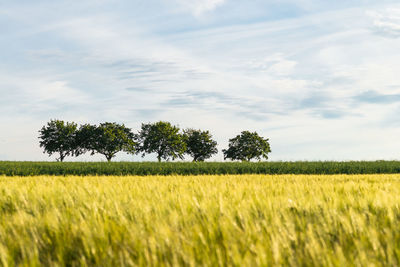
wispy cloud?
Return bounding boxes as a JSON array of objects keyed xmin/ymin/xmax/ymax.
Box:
[
  {"xmin": 354, "ymin": 90, "xmax": 400, "ymax": 104},
  {"xmin": 173, "ymin": 0, "xmax": 226, "ymax": 16},
  {"xmin": 2, "ymin": 0, "xmax": 400, "ymax": 161},
  {"xmin": 368, "ymin": 7, "xmax": 400, "ymax": 38}
]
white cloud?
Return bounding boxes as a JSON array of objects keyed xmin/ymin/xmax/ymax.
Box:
[
  {"xmin": 245, "ymin": 54, "xmax": 298, "ymax": 76},
  {"xmin": 174, "ymin": 0, "xmax": 226, "ymax": 16},
  {"xmin": 368, "ymin": 8, "xmax": 400, "ymax": 37},
  {"xmin": 2, "ymin": 1, "xmax": 400, "ymax": 161}
]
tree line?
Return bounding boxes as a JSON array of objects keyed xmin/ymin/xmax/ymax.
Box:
[{"xmin": 38, "ymin": 120, "xmax": 271, "ymax": 162}]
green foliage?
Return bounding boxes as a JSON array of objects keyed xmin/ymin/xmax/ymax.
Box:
[
  {"xmin": 1, "ymin": 174, "xmax": 400, "ymax": 265},
  {"xmin": 79, "ymin": 122, "xmax": 137, "ymax": 162},
  {"xmin": 223, "ymin": 131, "xmax": 271, "ymax": 161},
  {"xmin": 2, "ymin": 161, "xmax": 400, "ymax": 176},
  {"xmin": 38, "ymin": 119, "xmax": 80, "ymax": 162},
  {"xmin": 183, "ymin": 129, "xmax": 218, "ymax": 161},
  {"xmin": 138, "ymin": 121, "xmax": 186, "ymax": 162}
]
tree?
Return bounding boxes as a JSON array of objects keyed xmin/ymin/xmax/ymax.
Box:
[
  {"xmin": 38, "ymin": 119, "xmax": 81, "ymax": 162},
  {"xmin": 137, "ymin": 121, "xmax": 186, "ymax": 162},
  {"xmin": 183, "ymin": 129, "xmax": 218, "ymax": 162},
  {"xmin": 223, "ymin": 131, "xmax": 271, "ymax": 161},
  {"xmin": 79, "ymin": 122, "xmax": 137, "ymax": 162}
]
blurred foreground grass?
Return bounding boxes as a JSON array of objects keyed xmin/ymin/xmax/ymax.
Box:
[{"xmin": 1, "ymin": 174, "xmax": 400, "ymax": 266}]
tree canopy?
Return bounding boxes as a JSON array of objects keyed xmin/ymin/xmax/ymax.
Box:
[
  {"xmin": 137, "ymin": 121, "xmax": 186, "ymax": 162},
  {"xmin": 184, "ymin": 129, "xmax": 218, "ymax": 162},
  {"xmin": 223, "ymin": 131, "xmax": 271, "ymax": 161},
  {"xmin": 79, "ymin": 122, "xmax": 137, "ymax": 162},
  {"xmin": 38, "ymin": 120, "xmax": 271, "ymax": 162},
  {"xmin": 38, "ymin": 119, "xmax": 81, "ymax": 162}
]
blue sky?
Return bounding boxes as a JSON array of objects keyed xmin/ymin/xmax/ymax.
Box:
[{"xmin": 1, "ymin": 0, "xmax": 400, "ymax": 161}]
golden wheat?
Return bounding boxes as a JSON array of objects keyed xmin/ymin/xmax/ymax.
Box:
[{"xmin": 1, "ymin": 174, "xmax": 400, "ymax": 266}]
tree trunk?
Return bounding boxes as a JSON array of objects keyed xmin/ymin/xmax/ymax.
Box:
[{"xmin": 106, "ymin": 154, "xmax": 113, "ymax": 162}]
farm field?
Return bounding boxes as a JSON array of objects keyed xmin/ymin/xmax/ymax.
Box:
[
  {"xmin": 2, "ymin": 161, "xmax": 400, "ymax": 176},
  {"xmin": 1, "ymin": 174, "xmax": 400, "ymax": 266}
]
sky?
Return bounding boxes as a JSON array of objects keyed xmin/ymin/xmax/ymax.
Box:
[{"xmin": 1, "ymin": 0, "xmax": 400, "ymax": 161}]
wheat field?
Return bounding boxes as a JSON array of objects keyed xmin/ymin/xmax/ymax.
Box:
[{"xmin": 1, "ymin": 174, "xmax": 400, "ymax": 266}]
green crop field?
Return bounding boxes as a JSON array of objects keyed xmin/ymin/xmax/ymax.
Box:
[
  {"xmin": 2, "ymin": 161, "xmax": 400, "ymax": 176},
  {"xmin": 1, "ymin": 174, "xmax": 400, "ymax": 266}
]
